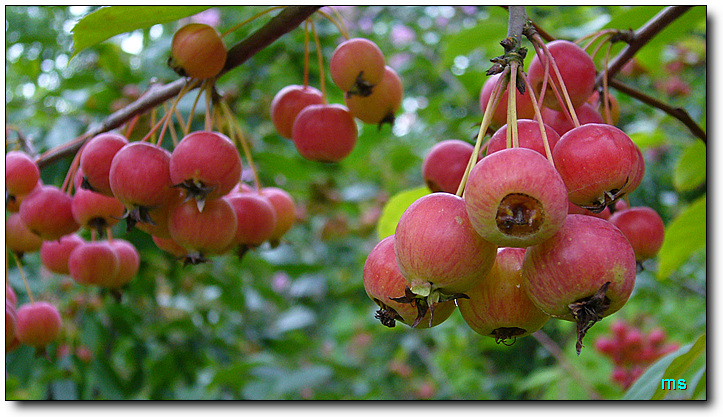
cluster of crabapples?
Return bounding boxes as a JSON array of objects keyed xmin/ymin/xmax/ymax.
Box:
[
  {"xmin": 5, "ymin": 23, "xmax": 300, "ymax": 353},
  {"xmin": 594, "ymin": 320, "xmax": 679, "ymax": 389},
  {"xmin": 270, "ymin": 37, "xmax": 403, "ymax": 162},
  {"xmin": 363, "ymin": 39, "xmax": 666, "ymax": 353}
]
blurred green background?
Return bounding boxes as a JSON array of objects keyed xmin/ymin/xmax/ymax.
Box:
[{"xmin": 5, "ymin": 6, "xmax": 706, "ymax": 400}]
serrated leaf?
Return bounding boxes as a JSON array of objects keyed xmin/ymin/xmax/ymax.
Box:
[
  {"xmin": 674, "ymin": 140, "xmax": 706, "ymax": 192},
  {"xmin": 623, "ymin": 332, "xmax": 705, "ymax": 400},
  {"xmin": 656, "ymin": 194, "xmax": 706, "ymax": 279},
  {"xmin": 71, "ymin": 6, "xmax": 212, "ymax": 58},
  {"xmin": 376, "ymin": 186, "xmax": 431, "ymax": 240}
]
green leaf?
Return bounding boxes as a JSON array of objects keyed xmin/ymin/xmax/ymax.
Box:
[
  {"xmin": 651, "ymin": 332, "xmax": 706, "ymax": 399},
  {"xmin": 376, "ymin": 186, "xmax": 430, "ymax": 240},
  {"xmin": 71, "ymin": 6, "xmax": 212, "ymax": 57},
  {"xmin": 656, "ymin": 194, "xmax": 706, "ymax": 279},
  {"xmin": 673, "ymin": 140, "xmax": 707, "ymax": 192},
  {"xmin": 624, "ymin": 332, "xmax": 706, "ymax": 400}
]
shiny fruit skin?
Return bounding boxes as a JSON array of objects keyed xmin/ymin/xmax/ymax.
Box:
[
  {"xmin": 79, "ymin": 132, "xmax": 128, "ymax": 196},
  {"xmin": 169, "ymin": 131, "xmax": 242, "ymax": 200},
  {"xmin": 608, "ymin": 206, "xmax": 665, "ymax": 262},
  {"xmin": 329, "ymin": 38, "xmax": 386, "ymax": 93},
  {"xmin": 540, "ymin": 103, "xmax": 604, "ymax": 136},
  {"xmin": 15, "ymin": 302, "xmax": 62, "ymax": 347},
  {"xmin": 168, "ymin": 198, "xmax": 238, "ymax": 255},
  {"xmin": 522, "ymin": 214, "xmax": 637, "ymax": 320},
  {"xmin": 224, "ymin": 193, "xmax": 277, "ymax": 247},
  {"xmin": 464, "ymin": 148, "xmax": 568, "ymax": 248},
  {"xmin": 457, "ymin": 248, "xmax": 550, "ymax": 341},
  {"xmin": 19, "ymin": 185, "xmax": 80, "ymax": 241},
  {"xmin": 345, "ymin": 66, "xmax": 403, "ymax": 125},
  {"xmin": 270, "ymin": 85, "xmax": 325, "ymax": 139},
  {"xmin": 394, "ymin": 193, "xmax": 497, "ymax": 294},
  {"xmin": 486, "ymin": 119, "xmax": 561, "ymax": 157},
  {"xmin": 6, "ymin": 150, "xmax": 40, "ymax": 197},
  {"xmin": 363, "ymin": 235, "xmax": 456, "ymax": 328},
  {"xmin": 528, "ymin": 40, "xmax": 597, "ymax": 112},
  {"xmin": 109, "ymin": 142, "xmax": 176, "ymax": 209},
  {"xmin": 170, "ymin": 23, "xmax": 227, "ymax": 80},
  {"xmin": 292, "ymin": 104, "xmax": 358, "ymax": 163},
  {"xmin": 68, "ymin": 241, "xmax": 120, "ymax": 287},
  {"xmin": 422, "ymin": 139, "xmax": 475, "ymax": 194}
]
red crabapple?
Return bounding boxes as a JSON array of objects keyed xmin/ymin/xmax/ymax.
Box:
[
  {"xmin": 168, "ymin": 198, "xmax": 238, "ymax": 263},
  {"xmin": 79, "ymin": 132, "xmax": 128, "ymax": 196},
  {"xmin": 224, "ymin": 192, "xmax": 277, "ymax": 248},
  {"xmin": 6, "ymin": 212, "xmax": 44, "ymax": 256},
  {"xmin": 15, "ymin": 301, "xmax": 62, "ymax": 347},
  {"xmin": 169, "ymin": 23, "xmax": 227, "ymax": 80},
  {"xmin": 464, "ymin": 148, "xmax": 568, "ymax": 248},
  {"xmin": 485, "ymin": 119, "xmax": 561, "ymax": 157},
  {"xmin": 528, "ymin": 40, "xmax": 597, "ymax": 112},
  {"xmin": 292, "ymin": 104, "xmax": 358, "ymax": 163},
  {"xmin": 344, "ymin": 66, "xmax": 403, "ymax": 126},
  {"xmin": 422, "ymin": 139, "xmax": 475, "ymax": 194},
  {"xmin": 40, "ymin": 233, "xmax": 85, "ymax": 275},
  {"xmin": 19, "ymin": 185, "xmax": 80, "ymax": 241},
  {"xmin": 169, "ymin": 131, "xmax": 242, "ymax": 204},
  {"xmin": 608, "ymin": 206, "xmax": 665, "ymax": 262},
  {"xmin": 363, "ymin": 235, "xmax": 456, "ymax": 328},
  {"xmin": 106, "ymin": 239, "xmax": 140, "ymax": 288},
  {"xmin": 329, "ymin": 37, "xmax": 386, "ymax": 95},
  {"xmin": 394, "ymin": 193, "xmax": 497, "ymax": 295},
  {"xmin": 71, "ymin": 188, "xmax": 125, "ymax": 234},
  {"xmin": 68, "ymin": 241, "xmax": 120, "ymax": 287},
  {"xmin": 5, "ymin": 150, "xmax": 40, "ymax": 197},
  {"xmin": 457, "ymin": 248, "xmax": 549, "ymax": 344},
  {"xmin": 522, "ymin": 214, "xmax": 637, "ymax": 354},
  {"xmin": 270, "ymin": 85, "xmax": 325, "ymax": 139},
  {"xmin": 259, "ymin": 187, "xmax": 296, "ymax": 245},
  {"xmin": 479, "ymin": 72, "xmax": 535, "ymax": 130},
  {"xmin": 552, "ymin": 124, "xmax": 641, "ymax": 212},
  {"xmin": 540, "ymin": 102, "xmax": 604, "ymax": 136}
]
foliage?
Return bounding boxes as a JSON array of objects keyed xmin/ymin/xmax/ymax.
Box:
[{"xmin": 5, "ymin": 5, "xmax": 706, "ymax": 400}]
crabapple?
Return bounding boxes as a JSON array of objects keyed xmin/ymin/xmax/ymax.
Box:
[
  {"xmin": 344, "ymin": 66, "xmax": 403, "ymax": 126},
  {"xmin": 422, "ymin": 139, "xmax": 475, "ymax": 194},
  {"xmin": 6, "ymin": 150, "xmax": 40, "ymax": 197},
  {"xmin": 15, "ymin": 301, "xmax": 62, "ymax": 347},
  {"xmin": 79, "ymin": 132, "xmax": 128, "ymax": 196},
  {"xmin": 259, "ymin": 187, "xmax": 297, "ymax": 245},
  {"xmin": 363, "ymin": 235, "xmax": 456, "ymax": 328},
  {"xmin": 608, "ymin": 206, "xmax": 665, "ymax": 262},
  {"xmin": 485, "ymin": 119, "xmax": 561, "ymax": 157},
  {"xmin": 270, "ymin": 84, "xmax": 325, "ymax": 139},
  {"xmin": 6, "ymin": 212, "xmax": 44, "ymax": 256},
  {"xmin": 540, "ymin": 102, "xmax": 604, "ymax": 136},
  {"xmin": 329, "ymin": 37, "xmax": 386, "ymax": 95},
  {"xmin": 292, "ymin": 103, "xmax": 358, "ymax": 163},
  {"xmin": 522, "ymin": 214, "xmax": 637, "ymax": 353},
  {"xmin": 464, "ymin": 148, "xmax": 568, "ymax": 247},
  {"xmin": 479, "ymin": 72, "xmax": 535, "ymax": 130},
  {"xmin": 394, "ymin": 193, "xmax": 497, "ymax": 295},
  {"xmin": 19, "ymin": 185, "xmax": 80, "ymax": 241},
  {"xmin": 40, "ymin": 233, "xmax": 85, "ymax": 275},
  {"xmin": 169, "ymin": 131, "xmax": 242, "ymax": 203},
  {"xmin": 552, "ymin": 124, "xmax": 642, "ymax": 212},
  {"xmin": 68, "ymin": 241, "xmax": 120, "ymax": 287},
  {"xmin": 106, "ymin": 239, "xmax": 140, "ymax": 288},
  {"xmin": 457, "ymin": 247, "xmax": 550, "ymax": 343},
  {"xmin": 168, "ymin": 197, "xmax": 238, "ymax": 259},
  {"xmin": 224, "ymin": 192, "xmax": 277, "ymax": 248},
  {"xmin": 71, "ymin": 188, "xmax": 125, "ymax": 234},
  {"xmin": 528, "ymin": 40, "xmax": 597, "ymax": 112},
  {"xmin": 169, "ymin": 23, "xmax": 227, "ymax": 80}
]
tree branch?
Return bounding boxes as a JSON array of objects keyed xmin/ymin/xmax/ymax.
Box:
[{"xmin": 35, "ymin": 5, "xmax": 321, "ymax": 169}]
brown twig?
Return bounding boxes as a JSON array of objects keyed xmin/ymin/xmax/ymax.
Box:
[
  {"xmin": 35, "ymin": 5, "xmax": 320, "ymax": 170},
  {"xmin": 532, "ymin": 330, "xmax": 603, "ymax": 400}
]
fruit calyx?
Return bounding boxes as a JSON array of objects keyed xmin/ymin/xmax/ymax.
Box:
[
  {"xmin": 389, "ymin": 284, "xmax": 468, "ymax": 328},
  {"xmin": 490, "ymin": 327, "xmax": 527, "ymax": 346},
  {"xmin": 172, "ymin": 178, "xmax": 217, "ymax": 211},
  {"xmin": 122, "ymin": 205, "xmax": 157, "ymax": 232},
  {"xmin": 346, "ymin": 71, "xmax": 375, "ymax": 97},
  {"xmin": 496, "ymin": 193, "xmax": 544, "ymax": 236},
  {"xmin": 569, "ymin": 281, "xmax": 611, "ymax": 355},
  {"xmin": 578, "ymin": 184, "xmax": 628, "ymax": 214}
]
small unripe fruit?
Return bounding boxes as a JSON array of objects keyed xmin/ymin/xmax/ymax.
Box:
[{"xmin": 170, "ymin": 23, "xmax": 227, "ymax": 80}]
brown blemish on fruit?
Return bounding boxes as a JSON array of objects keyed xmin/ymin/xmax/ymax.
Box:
[
  {"xmin": 568, "ymin": 281, "xmax": 611, "ymax": 355},
  {"xmin": 496, "ymin": 193, "xmax": 545, "ymax": 236}
]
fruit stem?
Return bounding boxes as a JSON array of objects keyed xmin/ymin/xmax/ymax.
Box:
[
  {"xmin": 203, "ymin": 81, "xmax": 214, "ymax": 132},
  {"xmin": 507, "ymin": 60, "xmax": 520, "ymax": 149},
  {"xmin": 532, "ymin": 36, "xmax": 580, "ymax": 126},
  {"xmin": 310, "ymin": 19, "xmax": 328, "ymax": 103},
  {"xmin": 219, "ymin": 100, "xmax": 263, "ymax": 193},
  {"xmin": 147, "ymin": 79, "xmax": 198, "ymax": 147},
  {"xmin": 317, "ymin": 8, "xmax": 350, "ymax": 40},
  {"xmin": 302, "ymin": 19, "xmax": 311, "ymax": 88},
  {"xmin": 456, "ymin": 66, "xmax": 509, "ymax": 198},
  {"xmin": 10, "ymin": 250, "xmax": 35, "ymax": 304},
  {"xmin": 521, "ymin": 70, "xmax": 555, "ymax": 165},
  {"xmin": 60, "ymin": 142, "xmax": 84, "ymax": 195},
  {"xmin": 221, "ymin": 6, "xmax": 286, "ymax": 38}
]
